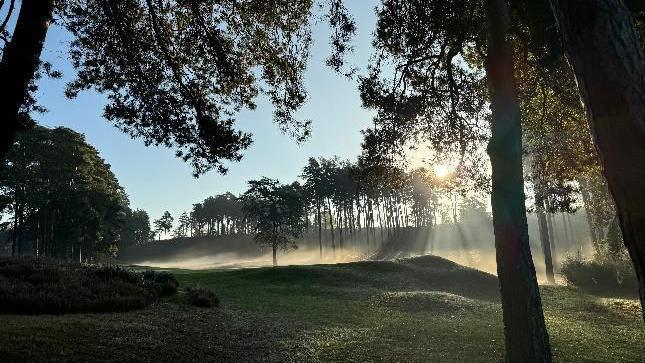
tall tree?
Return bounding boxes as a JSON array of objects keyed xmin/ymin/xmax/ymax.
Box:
[
  {"xmin": 548, "ymin": 0, "xmax": 645, "ymax": 319},
  {"xmin": 359, "ymin": 0, "xmax": 551, "ymax": 359},
  {"xmin": 0, "ymin": 126, "xmax": 128, "ymax": 260},
  {"xmin": 485, "ymin": 1, "xmax": 551, "ymax": 359}
]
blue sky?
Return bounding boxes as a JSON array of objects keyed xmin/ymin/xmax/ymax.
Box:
[{"xmin": 34, "ymin": 1, "xmax": 379, "ymax": 221}]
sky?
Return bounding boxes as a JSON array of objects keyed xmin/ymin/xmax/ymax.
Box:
[{"xmin": 34, "ymin": 1, "xmax": 380, "ymax": 221}]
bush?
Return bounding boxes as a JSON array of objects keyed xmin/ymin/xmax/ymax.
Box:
[
  {"xmin": 185, "ymin": 285, "xmax": 219, "ymax": 307},
  {"xmin": 0, "ymin": 257, "xmax": 178, "ymax": 314},
  {"xmin": 561, "ymin": 256, "xmax": 638, "ymax": 296},
  {"xmin": 141, "ymin": 270, "xmax": 179, "ymax": 297}
]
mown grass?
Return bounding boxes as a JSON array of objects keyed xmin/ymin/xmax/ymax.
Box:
[{"xmin": 0, "ymin": 255, "xmax": 643, "ymax": 362}]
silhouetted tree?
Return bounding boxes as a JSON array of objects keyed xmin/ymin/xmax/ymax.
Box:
[
  {"xmin": 241, "ymin": 178, "xmax": 306, "ymax": 266},
  {"xmin": 153, "ymin": 211, "xmax": 173, "ymax": 240}
]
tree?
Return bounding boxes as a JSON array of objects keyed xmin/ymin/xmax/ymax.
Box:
[
  {"xmin": 359, "ymin": 0, "xmax": 550, "ymax": 359},
  {"xmin": 153, "ymin": 211, "xmax": 173, "ymax": 240},
  {"xmin": 175, "ymin": 211, "xmax": 192, "ymax": 238},
  {"xmin": 241, "ymin": 178, "xmax": 306, "ymax": 266},
  {"xmin": 120, "ymin": 208, "xmax": 152, "ymax": 247},
  {"xmin": 0, "ymin": 125, "xmax": 128, "ymax": 260},
  {"xmin": 548, "ymin": 0, "xmax": 645, "ymax": 320},
  {"xmin": 0, "ymin": 0, "xmax": 55, "ymax": 161}
]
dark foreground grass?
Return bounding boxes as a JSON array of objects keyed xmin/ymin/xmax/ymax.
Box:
[{"xmin": 1, "ymin": 255, "xmax": 643, "ymax": 362}]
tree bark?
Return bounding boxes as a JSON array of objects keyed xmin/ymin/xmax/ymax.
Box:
[
  {"xmin": 485, "ymin": 0, "xmax": 552, "ymax": 361},
  {"xmin": 317, "ymin": 201, "xmax": 323, "ymax": 260},
  {"xmin": 536, "ymin": 190, "xmax": 555, "ymax": 284},
  {"xmin": 550, "ymin": 0, "xmax": 645, "ymax": 320},
  {"xmin": 0, "ymin": 0, "xmax": 55, "ymax": 161},
  {"xmin": 579, "ymin": 177, "xmax": 601, "ymax": 251}
]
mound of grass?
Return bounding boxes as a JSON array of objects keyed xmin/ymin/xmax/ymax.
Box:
[
  {"xmin": 560, "ymin": 257, "xmax": 638, "ymax": 296},
  {"xmin": 0, "ymin": 257, "xmax": 178, "ymax": 314},
  {"xmin": 371, "ymin": 291, "xmax": 499, "ymax": 315}
]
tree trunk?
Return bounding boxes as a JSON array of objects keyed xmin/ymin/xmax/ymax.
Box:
[
  {"xmin": 317, "ymin": 201, "xmax": 323, "ymax": 260},
  {"xmin": 536, "ymin": 190, "xmax": 555, "ymax": 283},
  {"xmin": 0, "ymin": 0, "xmax": 55, "ymax": 161},
  {"xmin": 485, "ymin": 0, "xmax": 552, "ymax": 361},
  {"xmin": 579, "ymin": 177, "xmax": 601, "ymax": 251},
  {"xmin": 546, "ymin": 211, "xmax": 558, "ymax": 271},
  {"xmin": 327, "ymin": 199, "xmax": 336, "ymax": 259},
  {"xmin": 550, "ymin": 0, "xmax": 645, "ymax": 320},
  {"xmin": 272, "ymin": 243, "xmax": 277, "ymax": 267}
]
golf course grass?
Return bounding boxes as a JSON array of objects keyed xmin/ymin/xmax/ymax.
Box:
[{"xmin": 1, "ymin": 255, "xmax": 643, "ymax": 362}]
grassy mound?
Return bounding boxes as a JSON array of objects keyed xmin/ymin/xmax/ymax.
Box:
[
  {"xmin": 371, "ymin": 291, "xmax": 499, "ymax": 314},
  {"xmin": 0, "ymin": 257, "xmax": 178, "ymax": 314}
]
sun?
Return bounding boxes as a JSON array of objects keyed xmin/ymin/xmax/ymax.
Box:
[{"xmin": 434, "ymin": 164, "xmax": 451, "ymax": 179}]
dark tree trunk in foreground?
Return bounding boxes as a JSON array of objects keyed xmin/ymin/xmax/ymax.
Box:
[
  {"xmin": 536, "ymin": 190, "xmax": 555, "ymax": 284},
  {"xmin": 550, "ymin": 0, "xmax": 645, "ymax": 321},
  {"xmin": 272, "ymin": 243, "xmax": 277, "ymax": 267},
  {"xmin": 485, "ymin": 0, "xmax": 552, "ymax": 361},
  {"xmin": 0, "ymin": 0, "xmax": 54, "ymax": 161}
]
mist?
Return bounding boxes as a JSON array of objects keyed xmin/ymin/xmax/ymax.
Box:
[{"xmin": 125, "ymin": 209, "xmax": 595, "ymax": 284}]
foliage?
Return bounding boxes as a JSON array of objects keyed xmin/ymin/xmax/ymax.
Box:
[
  {"xmin": 190, "ymin": 193, "xmax": 244, "ymax": 236},
  {"xmin": 358, "ymin": 0, "xmax": 490, "ymax": 191},
  {"xmin": 0, "ymin": 257, "xmax": 178, "ymax": 314},
  {"xmin": 48, "ymin": 0, "xmax": 356, "ymax": 176},
  {"xmin": 241, "ymin": 178, "xmax": 306, "ymax": 256},
  {"xmin": 153, "ymin": 211, "xmax": 174, "ymax": 240},
  {"xmin": 141, "ymin": 269, "xmax": 179, "ymax": 297},
  {"xmin": 561, "ymin": 256, "xmax": 638, "ymax": 296},
  {"xmin": 185, "ymin": 284, "xmax": 219, "ymax": 308},
  {"xmin": 120, "ymin": 208, "xmax": 153, "ymax": 247},
  {"xmin": 0, "ymin": 126, "xmax": 128, "ymax": 260}
]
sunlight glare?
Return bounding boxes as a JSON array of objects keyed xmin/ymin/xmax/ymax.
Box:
[{"xmin": 434, "ymin": 164, "xmax": 450, "ymax": 179}]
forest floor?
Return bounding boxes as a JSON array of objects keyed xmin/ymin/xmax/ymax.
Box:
[{"xmin": 1, "ymin": 255, "xmax": 643, "ymax": 362}]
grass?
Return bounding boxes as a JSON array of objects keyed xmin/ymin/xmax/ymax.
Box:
[{"xmin": 0, "ymin": 255, "xmax": 643, "ymax": 362}]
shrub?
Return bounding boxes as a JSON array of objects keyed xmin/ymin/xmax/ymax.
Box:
[
  {"xmin": 185, "ymin": 285, "xmax": 219, "ymax": 307},
  {"xmin": 0, "ymin": 257, "xmax": 178, "ymax": 314},
  {"xmin": 141, "ymin": 270, "xmax": 179, "ymax": 297},
  {"xmin": 561, "ymin": 256, "xmax": 638, "ymax": 296}
]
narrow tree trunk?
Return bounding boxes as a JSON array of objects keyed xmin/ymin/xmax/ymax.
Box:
[
  {"xmin": 317, "ymin": 201, "xmax": 323, "ymax": 260},
  {"xmin": 327, "ymin": 199, "xmax": 336, "ymax": 259},
  {"xmin": 550, "ymin": 0, "xmax": 645, "ymax": 320},
  {"xmin": 485, "ymin": 0, "xmax": 552, "ymax": 360},
  {"xmin": 0, "ymin": 0, "xmax": 54, "ymax": 161},
  {"xmin": 546, "ymin": 212, "xmax": 558, "ymax": 271},
  {"xmin": 561, "ymin": 213, "xmax": 570, "ymax": 254},
  {"xmin": 536, "ymin": 190, "xmax": 555, "ymax": 283},
  {"xmin": 11, "ymin": 203, "xmax": 19, "ymax": 256},
  {"xmin": 579, "ymin": 177, "xmax": 601, "ymax": 251},
  {"xmin": 272, "ymin": 243, "xmax": 277, "ymax": 267}
]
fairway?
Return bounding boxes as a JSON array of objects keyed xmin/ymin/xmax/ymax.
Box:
[{"xmin": 0, "ymin": 256, "xmax": 642, "ymax": 362}]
